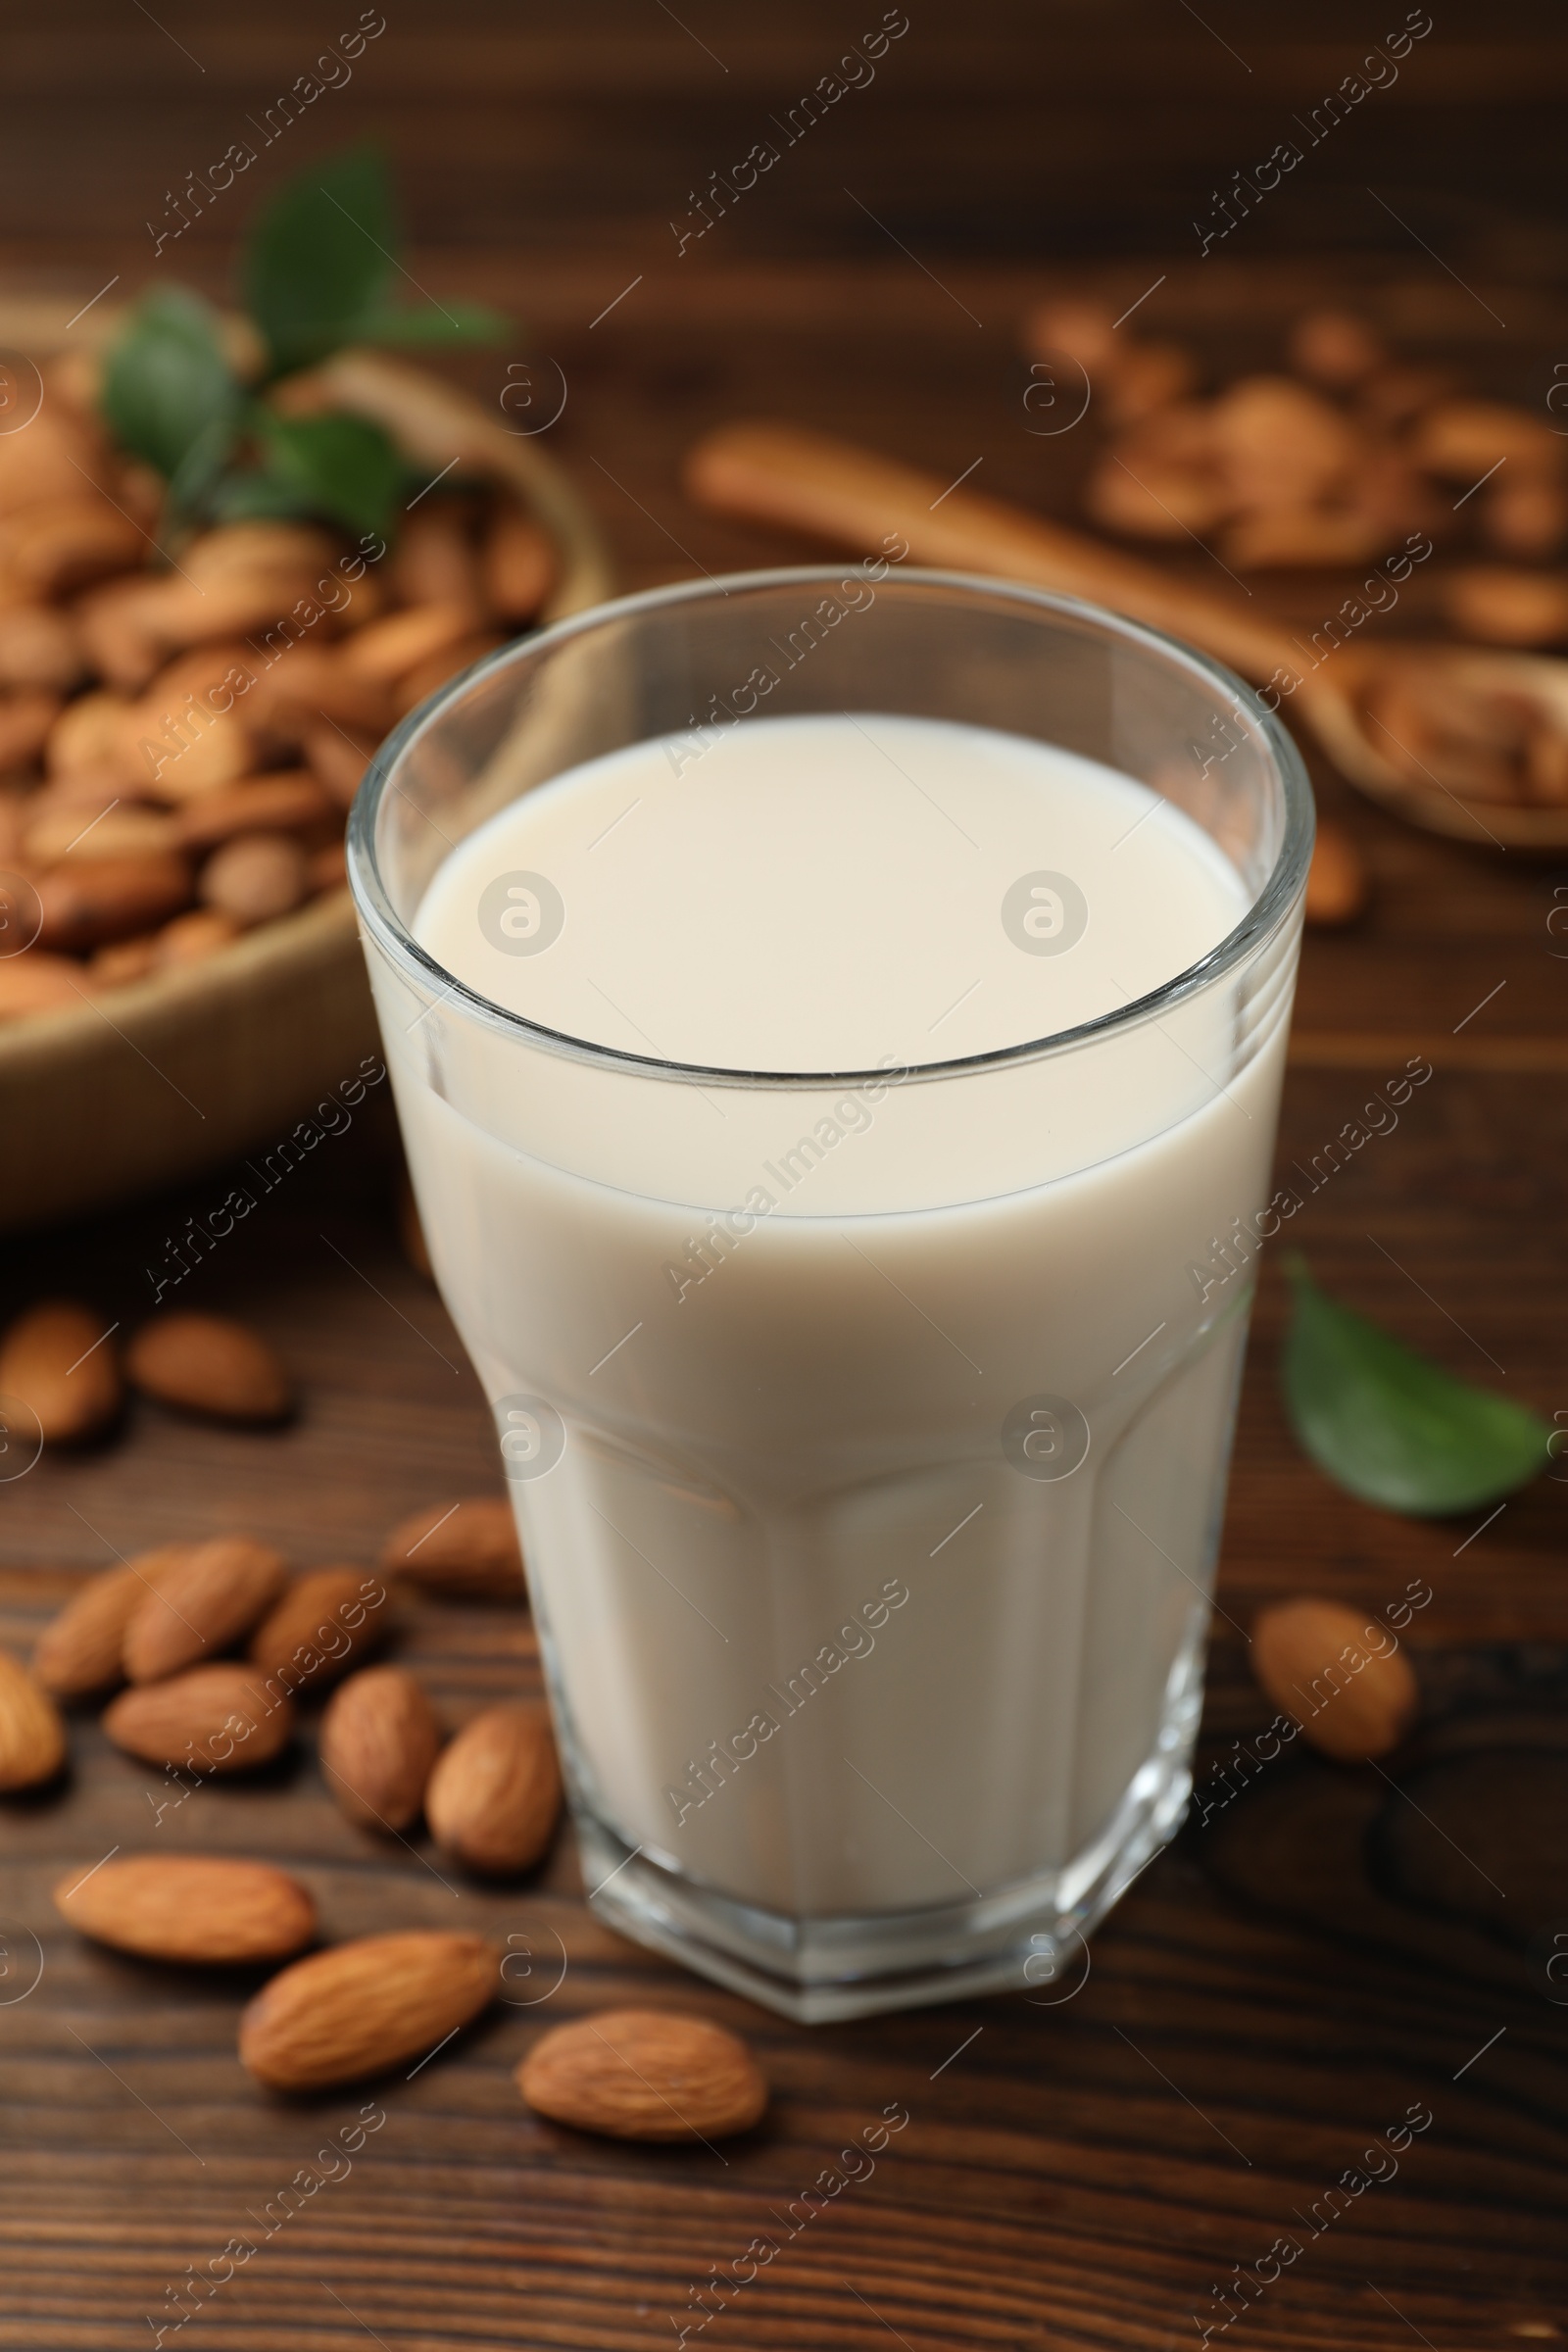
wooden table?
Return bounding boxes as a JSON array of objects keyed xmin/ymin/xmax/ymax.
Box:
[{"xmin": 1, "ymin": 258, "xmax": 1565, "ymax": 2351}]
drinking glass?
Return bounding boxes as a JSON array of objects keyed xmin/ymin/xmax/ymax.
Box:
[{"xmin": 348, "ymin": 568, "xmax": 1312, "ymax": 2023}]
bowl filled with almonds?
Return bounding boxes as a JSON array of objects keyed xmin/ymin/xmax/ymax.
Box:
[{"xmin": 0, "ymin": 147, "xmax": 611, "ymax": 1231}]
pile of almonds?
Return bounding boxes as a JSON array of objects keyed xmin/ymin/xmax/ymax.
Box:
[
  {"xmin": 0, "ymin": 377, "xmax": 556, "ymax": 1023},
  {"xmin": 1032, "ymin": 300, "xmax": 1565, "ymax": 576},
  {"xmin": 3, "ymin": 1486, "xmax": 768, "ymax": 2136}
]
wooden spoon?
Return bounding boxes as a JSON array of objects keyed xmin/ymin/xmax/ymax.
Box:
[{"xmin": 684, "ymin": 419, "xmax": 1568, "ymax": 850}]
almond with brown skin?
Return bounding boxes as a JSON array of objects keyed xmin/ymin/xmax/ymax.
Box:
[
  {"xmin": 34, "ymin": 853, "xmax": 192, "ymax": 953},
  {"xmin": 1251, "ymin": 1597, "xmax": 1418, "ymax": 1762},
  {"xmin": 425, "ymin": 1703, "xmax": 562, "ymax": 1876},
  {"xmin": 0, "ymin": 1298, "xmax": 121, "ymax": 1442},
  {"xmin": 1303, "ymin": 821, "xmax": 1369, "ymax": 928},
  {"xmin": 55, "ymin": 1853, "xmax": 316, "ymax": 1963},
  {"xmin": 124, "ymin": 1312, "xmax": 292, "ymax": 1426},
  {"xmin": 198, "ymin": 832, "xmax": 311, "ymax": 926},
  {"xmin": 122, "ymin": 1536, "xmax": 289, "ymax": 1685},
  {"xmin": 381, "ymin": 1496, "xmax": 523, "ymax": 1601},
  {"xmin": 155, "ymin": 907, "xmax": 241, "ymax": 968},
  {"xmin": 319, "ymin": 1664, "xmax": 443, "ymax": 1833},
  {"xmin": 0, "ymin": 492, "xmax": 144, "ymax": 594},
  {"xmin": 339, "ymin": 602, "xmax": 474, "ymax": 685},
  {"xmin": 0, "ymin": 604, "xmax": 88, "ymax": 692},
  {"xmin": 0, "ymin": 1643, "xmax": 67, "ymax": 1790},
  {"xmin": 0, "ymin": 685, "xmax": 64, "ymax": 769},
  {"xmin": 31, "ymin": 1545, "xmax": 200, "ymax": 1699},
  {"xmin": 238, "ymin": 1930, "xmax": 498, "ymax": 2091},
  {"xmin": 482, "ymin": 507, "xmax": 557, "ymax": 621},
  {"xmin": 393, "ymin": 630, "xmax": 505, "ymax": 717},
  {"xmin": 249, "ymin": 1568, "xmax": 389, "ymax": 1696},
  {"xmin": 102, "ymin": 1661, "xmax": 293, "ymax": 1773},
  {"xmin": 301, "ymin": 717, "xmax": 377, "ymax": 808},
  {"xmin": 517, "ymin": 2009, "xmax": 767, "ymax": 2141},
  {"xmin": 0, "ymin": 952, "xmax": 87, "ymax": 1021},
  {"xmin": 174, "ymin": 771, "xmax": 333, "ymax": 850}
]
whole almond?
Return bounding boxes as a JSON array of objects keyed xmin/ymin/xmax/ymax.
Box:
[
  {"xmin": 0, "ymin": 1298, "xmax": 121, "ymax": 1442},
  {"xmin": 518, "ymin": 2009, "xmax": 766, "ymax": 2141},
  {"xmin": 425, "ymin": 1703, "xmax": 562, "ymax": 1876},
  {"xmin": 1303, "ymin": 821, "xmax": 1369, "ymax": 928},
  {"xmin": 34, "ymin": 852, "xmax": 192, "ymax": 952},
  {"xmin": 124, "ymin": 1312, "xmax": 292, "ymax": 1426},
  {"xmin": 198, "ymin": 832, "xmax": 310, "ymax": 926},
  {"xmin": 174, "ymin": 771, "xmax": 332, "ymax": 851},
  {"xmin": 103, "ymin": 1662, "xmax": 293, "ymax": 1773},
  {"xmin": 0, "ymin": 952, "xmax": 88, "ymax": 1021},
  {"xmin": 1251, "ymin": 1596, "xmax": 1418, "ymax": 1761},
  {"xmin": 482, "ymin": 506, "xmax": 557, "ymax": 621},
  {"xmin": 55, "ymin": 1853, "xmax": 315, "ymax": 1964},
  {"xmin": 340, "ymin": 602, "xmax": 474, "ymax": 686},
  {"xmin": 239, "ymin": 1929, "xmax": 497, "ymax": 2091},
  {"xmin": 319, "ymin": 1664, "xmax": 443, "ymax": 1832},
  {"xmin": 0, "ymin": 1643, "xmax": 67, "ymax": 1790},
  {"xmin": 249, "ymin": 1568, "xmax": 389, "ymax": 1696},
  {"xmin": 122, "ymin": 1536, "xmax": 288, "ymax": 1685},
  {"xmin": 0, "ymin": 687, "xmax": 64, "ymax": 771},
  {"xmin": 156, "ymin": 906, "xmax": 241, "ymax": 968},
  {"xmin": 31, "ymin": 1545, "xmax": 201, "ymax": 1698},
  {"xmin": 381, "ymin": 1496, "xmax": 523, "ymax": 1601}
]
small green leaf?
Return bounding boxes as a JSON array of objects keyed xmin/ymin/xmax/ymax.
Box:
[
  {"xmin": 100, "ymin": 287, "xmax": 238, "ymax": 479},
  {"xmin": 1281, "ymin": 1254, "xmax": 1550, "ymax": 1517},
  {"xmin": 353, "ymin": 299, "xmax": 512, "ymax": 348},
  {"xmin": 244, "ymin": 142, "xmax": 397, "ymax": 374},
  {"xmin": 208, "ymin": 468, "xmax": 322, "ymax": 526},
  {"xmin": 253, "ymin": 412, "xmax": 402, "ymax": 538}
]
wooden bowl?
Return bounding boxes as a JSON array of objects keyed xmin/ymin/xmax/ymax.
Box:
[{"xmin": 0, "ymin": 329, "xmax": 612, "ymax": 1232}]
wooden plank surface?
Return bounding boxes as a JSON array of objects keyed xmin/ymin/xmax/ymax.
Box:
[{"xmin": 0, "ymin": 182, "xmax": 1565, "ymax": 2352}]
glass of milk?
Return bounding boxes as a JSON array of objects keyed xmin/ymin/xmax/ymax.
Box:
[{"xmin": 348, "ymin": 567, "xmax": 1311, "ymax": 2023}]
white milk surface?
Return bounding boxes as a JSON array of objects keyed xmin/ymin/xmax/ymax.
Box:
[{"xmin": 403, "ymin": 714, "xmax": 1286, "ymax": 1921}]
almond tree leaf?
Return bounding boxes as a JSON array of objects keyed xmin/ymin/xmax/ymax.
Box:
[
  {"xmin": 353, "ymin": 300, "xmax": 513, "ymax": 347},
  {"xmin": 1281, "ymin": 1254, "xmax": 1550, "ymax": 1517},
  {"xmin": 100, "ymin": 287, "xmax": 238, "ymax": 479},
  {"xmin": 209, "ymin": 467, "xmax": 322, "ymax": 525},
  {"xmin": 253, "ymin": 412, "xmax": 403, "ymax": 538},
  {"xmin": 244, "ymin": 142, "xmax": 397, "ymax": 374}
]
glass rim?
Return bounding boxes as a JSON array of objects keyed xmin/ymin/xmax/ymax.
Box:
[{"xmin": 347, "ymin": 564, "xmax": 1315, "ymax": 1092}]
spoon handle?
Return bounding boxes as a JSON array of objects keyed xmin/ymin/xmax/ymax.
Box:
[{"xmin": 685, "ymin": 418, "xmax": 1304, "ymax": 690}]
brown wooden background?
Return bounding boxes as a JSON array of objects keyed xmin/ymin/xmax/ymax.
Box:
[{"xmin": 1, "ymin": 9, "xmax": 1565, "ymax": 2349}]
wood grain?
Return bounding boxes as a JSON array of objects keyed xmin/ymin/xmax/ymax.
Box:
[{"xmin": 0, "ymin": 61, "xmax": 1565, "ymax": 2339}]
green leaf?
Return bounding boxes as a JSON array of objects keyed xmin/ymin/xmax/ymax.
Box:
[
  {"xmin": 1281, "ymin": 1254, "xmax": 1550, "ymax": 1517},
  {"xmin": 252, "ymin": 411, "xmax": 403, "ymax": 537},
  {"xmin": 354, "ymin": 299, "xmax": 512, "ymax": 347},
  {"xmin": 100, "ymin": 287, "xmax": 238, "ymax": 480},
  {"xmin": 208, "ymin": 468, "xmax": 322, "ymax": 525},
  {"xmin": 244, "ymin": 142, "xmax": 398, "ymax": 374}
]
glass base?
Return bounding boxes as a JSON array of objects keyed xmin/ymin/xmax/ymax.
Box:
[{"xmin": 579, "ymin": 1745, "xmax": 1193, "ymax": 2024}]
